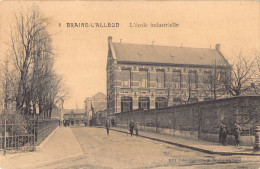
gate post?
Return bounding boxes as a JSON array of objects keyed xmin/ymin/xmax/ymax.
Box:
[
  {"xmin": 143, "ymin": 110, "xmax": 145, "ymax": 132},
  {"xmin": 33, "ymin": 117, "xmax": 36, "ymax": 151},
  {"xmin": 155, "ymin": 110, "xmax": 158, "ymax": 133},
  {"xmin": 254, "ymin": 125, "xmax": 260, "ymax": 151},
  {"xmin": 4, "ymin": 115, "xmax": 6, "ymax": 156}
]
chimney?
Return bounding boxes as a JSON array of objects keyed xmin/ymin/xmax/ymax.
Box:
[
  {"xmin": 215, "ymin": 44, "xmax": 220, "ymax": 50},
  {"xmin": 108, "ymin": 36, "xmax": 112, "ymax": 45}
]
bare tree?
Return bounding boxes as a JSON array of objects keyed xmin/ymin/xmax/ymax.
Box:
[
  {"xmin": 222, "ymin": 52, "xmax": 258, "ymax": 96},
  {"xmin": 3, "ymin": 5, "xmax": 67, "ymax": 118},
  {"xmin": 0, "ymin": 56, "xmax": 12, "ymax": 110},
  {"xmin": 201, "ymin": 60, "xmax": 230, "ymax": 100}
]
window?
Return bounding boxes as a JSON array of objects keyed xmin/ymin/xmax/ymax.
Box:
[
  {"xmin": 156, "ymin": 70, "xmax": 165, "ymax": 88},
  {"xmin": 122, "ymin": 69, "xmax": 131, "ymax": 88},
  {"xmin": 189, "ymin": 98, "xmax": 198, "ymax": 103},
  {"xmin": 138, "ymin": 97, "xmax": 150, "ymax": 110},
  {"xmin": 121, "ymin": 97, "xmax": 133, "ymax": 112},
  {"xmin": 139, "ymin": 70, "xmax": 148, "ymax": 88},
  {"xmin": 173, "ymin": 98, "xmax": 182, "ymax": 105},
  {"xmin": 172, "ymin": 71, "xmax": 181, "ymax": 89},
  {"xmin": 188, "ymin": 71, "xmax": 198, "ymax": 89},
  {"xmin": 155, "ymin": 97, "xmax": 167, "ymax": 109},
  {"xmin": 204, "ymin": 71, "xmax": 213, "ymax": 89}
]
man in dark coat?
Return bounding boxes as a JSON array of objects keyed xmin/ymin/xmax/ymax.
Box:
[
  {"xmin": 129, "ymin": 120, "xmax": 134, "ymax": 137},
  {"xmin": 221, "ymin": 124, "xmax": 227, "ymax": 145},
  {"xmin": 105, "ymin": 119, "xmax": 110, "ymax": 136},
  {"xmin": 218, "ymin": 123, "xmax": 227, "ymax": 145},
  {"xmin": 218, "ymin": 123, "xmax": 224, "ymax": 143}
]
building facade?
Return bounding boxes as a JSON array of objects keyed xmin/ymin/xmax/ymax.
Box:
[
  {"xmin": 63, "ymin": 109, "xmax": 87, "ymax": 126},
  {"xmin": 106, "ymin": 36, "xmax": 230, "ymax": 116},
  {"xmin": 84, "ymin": 92, "xmax": 107, "ymax": 119}
]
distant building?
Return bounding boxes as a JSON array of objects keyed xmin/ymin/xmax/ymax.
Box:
[
  {"xmin": 63, "ymin": 109, "xmax": 87, "ymax": 126},
  {"xmin": 92, "ymin": 108, "xmax": 107, "ymax": 126},
  {"xmin": 84, "ymin": 92, "xmax": 107, "ymax": 119},
  {"xmin": 106, "ymin": 36, "xmax": 231, "ymax": 116}
]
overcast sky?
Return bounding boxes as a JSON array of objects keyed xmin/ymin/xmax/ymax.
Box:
[{"xmin": 0, "ymin": 1, "xmax": 259, "ymax": 109}]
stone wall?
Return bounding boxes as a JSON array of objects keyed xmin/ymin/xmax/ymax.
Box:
[{"xmin": 115, "ymin": 96, "xmax": 260, "ymax": 146}]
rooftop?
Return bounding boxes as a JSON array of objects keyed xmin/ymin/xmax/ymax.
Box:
[{"xmin": 110, "ymin": 38, "xmax": 229, "ymax": 67}]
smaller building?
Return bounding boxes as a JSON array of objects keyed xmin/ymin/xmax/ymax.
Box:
[
  {"xmin": 63, "ymin": 109, "xmax": 87, "ymax": 127},
  {"xmin": 84, "ymin": 92, "xmax": 107, "ymax": 120}
]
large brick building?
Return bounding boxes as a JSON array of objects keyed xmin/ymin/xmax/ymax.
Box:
[{"xmin": 106, "ymin": 36, "xmax": 230, "ymax": 116}]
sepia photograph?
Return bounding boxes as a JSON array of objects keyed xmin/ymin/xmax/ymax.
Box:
[{"xmin": 0, "ymin": 1, "xmax": 259, "ymax": 169}]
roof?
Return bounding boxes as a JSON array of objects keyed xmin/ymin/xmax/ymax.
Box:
[
  {"xmin": 111, "ymin": 42, "xmax": 229, "ymax": 67},
  {"xmin": 93, "ymin": 102, "xmax": 106, "ymax": 113}
]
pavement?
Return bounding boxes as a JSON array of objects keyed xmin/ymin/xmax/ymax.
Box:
[
  {"xmin": 0, "ymin": 126, "xmax": 259, "ymax": 169},
  {"xmin": 0, "ymin": 127, "xmax": 84, "ymax": 169},
  {"xmin": 110, "ymin": 127, "xmax": 260, "ymax": 156}
]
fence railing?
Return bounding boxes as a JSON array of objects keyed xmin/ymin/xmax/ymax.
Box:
[
  {"xmin": 35, "ymin": 119, "xmax": 59, "ymax": 145},
  {"xmin": 0, "ymin": 114, "xmax": 59, "ymax": 155}
]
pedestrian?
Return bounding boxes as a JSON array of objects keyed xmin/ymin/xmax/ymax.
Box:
[
  {"xmin": 221, "ymin": 124, "xmax": 227, "ymax": 145},
  {"xmin": 218, "ymin": 123, "xmax": 224, "ymax": 144},
  {"xmin": 129, "ymin": 120, "xmax": 134, "ymax": 137},
  {"xmin": 233, "ymin": 122, "xmax": 242, "ymax": 146},
  {"xmin": 134, "ymin": 122, "xmax": 139, "ymax": 136},
  {"xmin": 111, "ymin": 119, "xmax": 115, "ymax": 127},
  {"xmin": 105, "ymin": 119, "xmax": 110, "ymax": 136},
  {"xmin": 218, "ymin": 123, "xmax": 227, "ymax": 145}
]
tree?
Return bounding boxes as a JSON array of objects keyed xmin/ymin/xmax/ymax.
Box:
[
  {"xmin": 222, "ymin": 52, "xmax": 258, "ymax": 96},
  {"xmin": 201, "ymin": 60, "xmax": 230, "ymax": 100},
  {"xmin": 3, "ymin": 5, "xmax": 67, "ymax": 118}
]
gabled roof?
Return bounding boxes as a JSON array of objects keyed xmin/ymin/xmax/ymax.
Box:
[{"xmin": 111, "ymin": 42, "xmax": 229, "ymax": 67}]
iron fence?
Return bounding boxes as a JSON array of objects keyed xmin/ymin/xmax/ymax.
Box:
[
  {"xmin": 0, "ymin": 114, "xmax": 35, "ymax": 155},
  {"xmin": 0, "ymin": 113, "xmax": 59, "ymax": 155},
  {"xmin": 35, "ymin": 119, "xmax": 59, "ymax": 145}
]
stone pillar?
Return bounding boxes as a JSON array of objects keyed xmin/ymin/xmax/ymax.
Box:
[{"xmin": 254, "ymin": 125, "xmax": 260, "ymax": 151}]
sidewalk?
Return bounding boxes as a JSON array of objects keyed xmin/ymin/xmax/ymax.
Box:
[
  {"xmin": 0, "ymin": 127, "xmax": 84, "ymax": 169},
  {"xmin": 110, "ymin": 127, "xmax": 260, "ymax": 156}
]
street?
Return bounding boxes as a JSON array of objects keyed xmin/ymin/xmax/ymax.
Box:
[{"xmin": 37, "ymin": 127, "xmax": 260, "ymax": 169}]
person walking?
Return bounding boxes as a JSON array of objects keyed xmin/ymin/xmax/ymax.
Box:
[
  {"xmin": 129, "ymin": 120, "xmax": 134, "ymax": 137},
  {"xmin": 218, "ymin": 123, "xmax": 227, "ymax": 145},
  {"xmin": 134, "ymin": 122, "xmax": 139, "ymax": 136},
  {"xmin": 221, "ymin": 124, "xmax": 227, "ymax": 145},
  {"xmin": 233, "ymin": 122, "xmax": 242, "ymax": 146},
  {"xmin": 218, "ymin": 123, "xmax": 224, "ymax": 144},
  {"xmin": 105, "ymin": 119, "xmax": 110, "ymax": 136}
]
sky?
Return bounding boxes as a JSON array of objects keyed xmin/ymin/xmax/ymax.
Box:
[{"xmin": 0, "ymin": 1, "xmax": 259, "ymax": 109}]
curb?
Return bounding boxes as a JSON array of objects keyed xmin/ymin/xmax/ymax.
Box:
[
  {"xmin": 22, "ymin": 127, "xmax": 85, "ymax": 169},
  {"xmin": 70, "ymin": 127, "xmax": 85, "ymax": 156},
  {"xmin": 110, "ymin": 128, "xmax": 260, "ymax": 156}
]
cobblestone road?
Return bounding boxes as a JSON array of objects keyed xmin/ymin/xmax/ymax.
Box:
[{"xmin": 38, "ymin": 127, "xmax": 260, "ymax": 169}]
